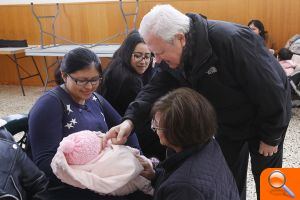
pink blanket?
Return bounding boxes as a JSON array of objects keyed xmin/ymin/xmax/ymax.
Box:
[{"xmin": 51, "ymin": 144, "xmax": 153, "ymax": 196}]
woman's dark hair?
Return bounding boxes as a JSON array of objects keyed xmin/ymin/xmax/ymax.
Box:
[
  {"xmin": 55, "ymin": 47, "xmax": 102, "ymax": 85},
  {"xmin": 100, "ymin": 30, "xmax": 151, "ymax": 94},
  {"xmin": 278, "ymin": 48, "xmax": 293, "ymax": 61},
  {"xmin": 248, "ymin": 19, "xmax": 267, "ymax": 40},
  {"xmin": 111, "ymin": 30, "xmax": 146, "ymax": 72},
  {"xmin": 151, "ymin": 87, "xmax": 217, "ymax": 149}
]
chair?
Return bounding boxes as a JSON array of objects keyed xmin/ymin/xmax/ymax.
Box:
[
  {"xmin": 289, "ymin": 70, "xmax": 300, "ymax": 107},
  {"xmin": 1, "ymin": 114, "xmax": 28, "ymax": 150}
]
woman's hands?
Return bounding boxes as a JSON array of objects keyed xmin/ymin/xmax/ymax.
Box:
[{"xmin": 136, "ymin": 156, "xmax": 156, "ymax": 180}]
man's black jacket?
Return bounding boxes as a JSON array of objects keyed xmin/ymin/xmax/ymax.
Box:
[{"xmin": 124, "ymin": 14, "xmax": 291, "ymax": 146}]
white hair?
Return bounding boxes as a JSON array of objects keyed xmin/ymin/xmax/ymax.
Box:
[{"xmin": 139, "ymin": 4, "xmax": 190, "ymax": 43}]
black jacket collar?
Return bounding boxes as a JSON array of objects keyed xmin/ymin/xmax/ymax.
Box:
[
  {"xmin": 182, "ymin": 13, "xmax": 212, "ymax": 75},
  {"xmin": 159, "ymin": 140, "xmax": 211, "ymax": 173}
]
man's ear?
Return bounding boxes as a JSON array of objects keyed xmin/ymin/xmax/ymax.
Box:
[
  {"xmin": 176, "ymin": 33, "xmax": 186, "ymax": 47},
  {"xmin": 61, "ymin": 71, "xmax": 67, "ymax": 82}
]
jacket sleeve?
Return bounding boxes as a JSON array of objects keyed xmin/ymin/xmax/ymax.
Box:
[
  {"xmin": 124, "ymin": 69, "xmax": 181, "ymax": 130},
  {"xmin": 228, "ymin": 29, "xmax": 291, "ymax": 145},
  {"xmin": 157, "ymin": 183, "xmax": 205, "ymax": 200},
  {"xmin": 17, "ymin": 146, "xmax": 49, "ymax": 200}
]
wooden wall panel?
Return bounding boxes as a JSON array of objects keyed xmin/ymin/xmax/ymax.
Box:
[
  {"xmin": 248, "ymin": 0, "xmax": 300, "ymax": 50},
  {"xmin": 0, "ymin": 55, "xmax": 59, "ymax": 85},
  {"xmin": 0, "ymin": 0, "xmax": 299, "ymax": 85}
]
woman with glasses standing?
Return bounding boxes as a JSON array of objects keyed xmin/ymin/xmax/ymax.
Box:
[
  {"xmin": 100, "ymin": 30, "xmax": 165, "ymax": 160},
  {"xmin": 28, "ymin": 47, "xmax": 147, "ymax": 200},
  {"xmin": 100, "ymin": 30, "xmax": 154, "ymax": 116}
]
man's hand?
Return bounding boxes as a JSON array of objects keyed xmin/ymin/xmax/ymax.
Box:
[
  {"xmin": 259, "ymin": 141, "xmax": 278, "ymax": 156},
  {"xmin": 103, "ymin": 119, "xmax": 134, "ymax": 145}
]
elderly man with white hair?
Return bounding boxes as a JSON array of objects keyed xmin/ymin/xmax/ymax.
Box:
[{"xmin": 105, "ymin": 4, "xmax": 291, "ymax": 200}]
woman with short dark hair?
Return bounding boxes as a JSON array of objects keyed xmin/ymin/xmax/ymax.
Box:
[
  {"xmin": 139, "ymin": 88, "xmax": 240, "ymax": 200},
  {"xmin": 151, "ymin": 87, "xmax": 216, "ymax": 149}
]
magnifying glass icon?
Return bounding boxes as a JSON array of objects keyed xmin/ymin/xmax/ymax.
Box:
[{"xmin": 268, "ymin": 170, "xmax": 295, "ymax": 198}]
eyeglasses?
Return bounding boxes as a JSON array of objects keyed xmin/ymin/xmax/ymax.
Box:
[
  {"xmin": 67, "ymin": 73, "xmax": 102, "ymax": 86},
  {"xmin": 132, "ymin": 52, "xmax": 152, "ymax": 63},
  {"xmin": 151, "ymin": 119, "xmax": 166, "ymax": 132}
]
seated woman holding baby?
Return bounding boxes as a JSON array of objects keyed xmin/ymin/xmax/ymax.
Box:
[{"xmin": 28, "ymin": 47, "xmax": 151, "ymax": 200}]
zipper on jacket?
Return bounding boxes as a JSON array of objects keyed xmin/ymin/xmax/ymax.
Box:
[
  {"xmin": 10, "ymin": 175, "xmax": 22, "ymax": 200},
  {"xmin": 0, "ymin": 194, "xmax": 19, "ymax": 200}
]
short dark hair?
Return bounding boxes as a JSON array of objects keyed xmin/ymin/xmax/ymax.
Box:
[
  {"xmin": 248, "ymin": 19, "xmax": 266, "ymax": 40},
  {"xmin": 278, "ymin": 48, "xmax": 293, "ymax": 61},
  {"xmin": 151, "ymin": 87, "xmax": 217, "ymax": 149},
  {"xmin": 55, "ymin": 47, "xmax": 102, "ymax": 85}
]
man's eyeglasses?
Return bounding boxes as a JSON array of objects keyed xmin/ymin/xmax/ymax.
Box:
[
  {"xmin": 132, "ymin": 52, "xmax": 152, "ymax": 63},
  {"xmin": 151, "ymin": 119, "xmax": 166, "ymax": 132},
  {"xmin": 67, "ymin": 73, "xmax": 102, "ymax": 86}
]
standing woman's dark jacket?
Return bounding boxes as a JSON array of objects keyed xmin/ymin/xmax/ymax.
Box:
[
  {"xmin": 101, "ymin": 57, "xmax": 154, "ymax": 116},
  {"xmin": 0, "ymin": 126, "xmax": 48, "ymax": 200},
  {"xmin": 124, "ymin": 14, "xmax": 291, "ymax": 146}
]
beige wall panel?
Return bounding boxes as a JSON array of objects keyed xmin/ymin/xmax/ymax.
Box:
[
  {"xmin": 248, "ymin": 0, "xmax": 300, "ymax": 50},
  {"xmin": 0, "ymin": 0, "xmax": 299, "ymax": 85},
  {"xmin": 0, "ymin": 55, "xmax": 59, "ymax": 86}
]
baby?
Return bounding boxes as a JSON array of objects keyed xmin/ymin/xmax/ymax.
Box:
[
  {"xmin": 51, "ymin": 130, "xmax": 153, "ymax": 196},
  {"xmin": 278, "ymin": 48, "xmax": 297, "ymax": 76}
]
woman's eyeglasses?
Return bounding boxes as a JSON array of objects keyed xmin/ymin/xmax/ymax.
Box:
[
  {"xmin": 132, "ymin": 52, "xmax": 152, "ymax": 63},
  {"xmin": 67, "ymin": 73, "xmax": 102, "ymax": 86},
  {"xmin": 151, "ymin": 119, "xmax": 166, "ymax": 132}
]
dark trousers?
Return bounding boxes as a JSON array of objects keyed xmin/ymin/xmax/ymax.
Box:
[{"xmin": 216, "ymin": 135, "xmax": 284, "ymax": 200}]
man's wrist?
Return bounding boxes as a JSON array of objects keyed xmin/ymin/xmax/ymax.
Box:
[{"xmin": 124, "ymin": 119, "xmax": 134, "ymax": 130}]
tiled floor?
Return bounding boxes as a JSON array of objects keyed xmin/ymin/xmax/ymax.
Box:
[{"xmin": 1, "ymin": 84, "xmax": 299, "ymax": 200}]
